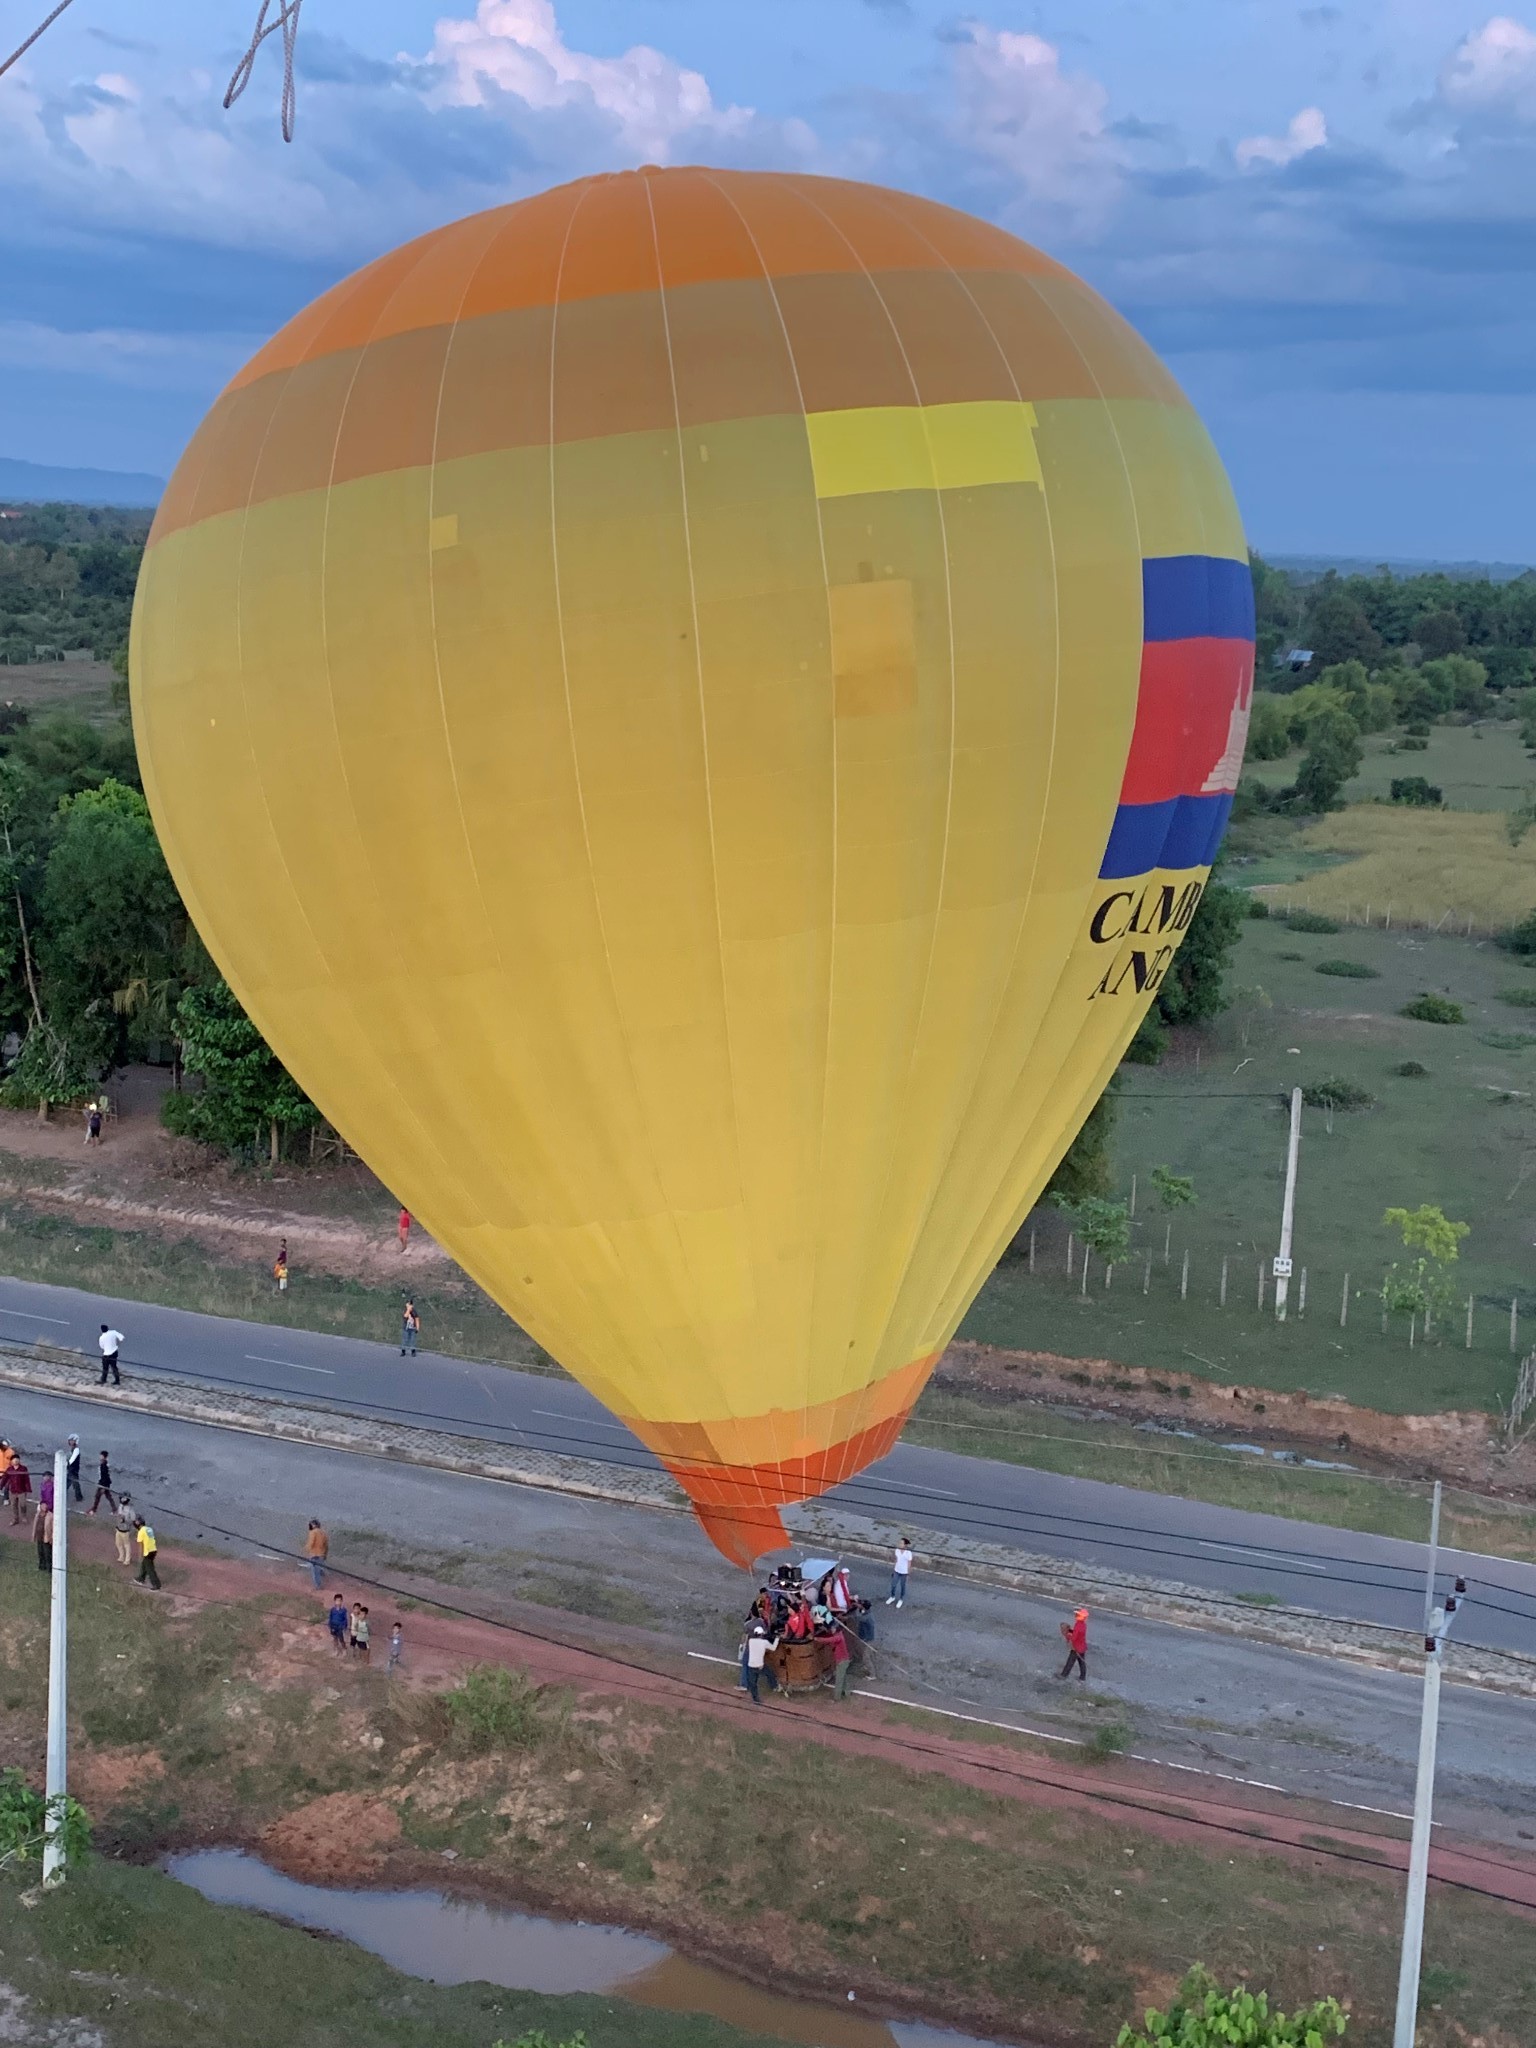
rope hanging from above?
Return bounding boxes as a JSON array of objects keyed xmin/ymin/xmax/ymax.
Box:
[
  {"xmin": 1, "ymin": 0, "xmax": 306, "ymax": 138},
  {"xmin": 224, "ymin": 0, "xmax": 305, "ymax": 143}
]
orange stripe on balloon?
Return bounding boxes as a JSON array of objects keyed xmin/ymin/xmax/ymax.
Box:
[{"xmin": 226, "ymin": 168, "xmax": 1068, "ymax": 394}]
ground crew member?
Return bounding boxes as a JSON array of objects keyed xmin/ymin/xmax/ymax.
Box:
[
  {"xmin": 134, "ymin": 1515, "xmax": 161, "ymax": 1590},
  {"xmin": 1059, "ymin": 1607, "xmax": 1089, "ymax": 1682}
]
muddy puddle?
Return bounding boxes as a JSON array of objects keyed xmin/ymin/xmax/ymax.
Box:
[{"xmin": 167, "ymin": 1848, "xmax": 1012, "ymax": 2048}]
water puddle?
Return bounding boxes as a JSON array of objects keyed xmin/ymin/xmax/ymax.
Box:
[{"xmin": 166, "ymin": 1849, "xmax": 1009, "ymax": 2048}]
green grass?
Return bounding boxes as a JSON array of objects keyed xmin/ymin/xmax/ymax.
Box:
[
  {"xmin": 963, "ymin": 912, "xmax": 1536, "ymax": 1416},
  {"xmin": 0, "ymin": 1194, "xmax": 550, "ymax": 1372},
  {"xmin": 1243, "ymin": 716, "xmax": 1535, "ymax": 813},
  {"xmin": 0, "ymin": 1861, "xmax": 777, "ymax": 2048},
  {"xmin": 908, "ymin": 1391, "xmax": 1536, "ymax": 1559}
]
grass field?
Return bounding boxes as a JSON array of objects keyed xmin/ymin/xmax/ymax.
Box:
[
  {"xmin": 1244, "ymin": 716, "xmax": 1535, "ymax": 813},
  {"xmin": 960, "ymin": 913, "xmax": 1536, "ymax": 1415},
  {"xmin": 0, "ymin": 655, "xmax": 117, "ymax": 725},
  {"xmin": 1276, "ymin": 807, "xmax": 1536, "ymax": 932}
]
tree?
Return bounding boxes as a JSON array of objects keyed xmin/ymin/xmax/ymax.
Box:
[
  {"xmin": 1246, "ymin": 693, "xmax": 1292, "ymax": 760},
  {"xmin": 1044, "ymin": 1079, "xmax": 1119, "ymax": 1205},
  {"xmin": 1381, "ymin": 1203, "xmax": 1469, "ymax": 1335},
  {"xmin": 167, "ymin": 978, "xmax": 321, "ymax": 1164},
  {"xmin": 1292, "ymin": 707, "xmax": 1361, "ymax": 812},
  {"xmin": 1055, "ymin": 1192, "xmax": 1130, "ymax": 1268},
  {"xmin": 38, "ymin": 778, "xmax": 186, "ymax": 1066},
  {"xmin": 1415, "ymin": 606, "xmax": 1467, "ymax": 658},
  {"xmin": 1303, "ymin": 588, "xmax": 1381, "ymax": 672},
  {"xmin": 1150, "ymin": 1165, "xmax": 1195, "ymax": 1212},
  {"xmin": 1116, "ymin": 1966, "xmax": 1347, "ymax": 2048},
  {"xmin": 1154, "ymin": 878, "xmax": 1245, "ymax": 1028}
]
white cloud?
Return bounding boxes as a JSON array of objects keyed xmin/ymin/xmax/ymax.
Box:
[
  {"xmin": 1438, "ymin": 14, "xmax": 1536, "ymax": 122},
  {"xmin": 946, "ymin": 25, "xmax": 1121, "ymax": 225},
  {"xmin": 427, "ymin": 0, "xmax": 752, "ymax": 159},
  {"xmin": 0, "ymin": 322, "xmax": 255, "ymax": 389},
  {"xmin": 1235, "ymin": 105, "xmax": 1328, "ymax": 169}
]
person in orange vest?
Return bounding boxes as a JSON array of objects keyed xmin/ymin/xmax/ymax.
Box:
[{"xmin": 1059, "ymin": 1607, "xmax": 1089, "ymax": 1682}]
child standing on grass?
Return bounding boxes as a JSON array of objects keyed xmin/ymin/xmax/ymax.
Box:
[
  {"xmin": 351, "ymin": 1605, "xmax": 371, "ymax": 1663},
  {"xmin": 327, "ymin": 1594, "xmax": 350, "ymax": 1657},
  {"xmin": 387, "ymin": 1622, "xmax": 404, "ymax": 1673}
]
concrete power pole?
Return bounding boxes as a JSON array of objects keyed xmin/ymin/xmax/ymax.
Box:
[
  {"xmin": 1273, "ymin": 1085, "xmax": 1303, "ymax": 1321},
  {"xmin": 43, "ymin": 1448, "xmax": 67, "ymax": 1886}
]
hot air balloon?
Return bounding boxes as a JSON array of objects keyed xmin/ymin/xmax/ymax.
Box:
[{"xmin": 130, "ymin": 168, "xmax": 1253, "ymax": 1565}]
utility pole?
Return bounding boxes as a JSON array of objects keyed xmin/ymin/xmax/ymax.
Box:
[
  {"xmin": 43, "ymin": 1448, "xmax": 67, "ymax": 1887},
  {"xmin": 1393, "ymin": 1508, "xmax": 1466, "ymax": 2048},
  {"xmin": 1273, "ymin": 1086, "xmax": 1302, "ymax": 1321}
]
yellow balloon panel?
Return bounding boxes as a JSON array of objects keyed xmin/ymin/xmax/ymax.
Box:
[{"xmin": 131, "ymin": 168, "xmax": 1253, "ymax": 1563}]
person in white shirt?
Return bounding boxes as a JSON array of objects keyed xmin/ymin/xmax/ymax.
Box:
[
  {"xmin": 98, "ymin": 1324, "xmax": 124, "ymax": 1386},
  {"xmin": 742, "ymin": 1623, "xmax": 780, "ymax": 1703},
  {"xmin": 887, "ymin": 1539, "xmax": 913, "ymax": 1609}
]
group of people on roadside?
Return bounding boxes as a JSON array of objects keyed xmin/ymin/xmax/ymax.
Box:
[
  {"xmin": 739, "ymin": 1562, "xmax": 876, "ymax": 1704},
  {"xmin": 0, "ymin": 1435, "xmax": 160, "ymax": 1586}
]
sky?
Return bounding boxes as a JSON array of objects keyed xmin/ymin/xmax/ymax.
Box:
[{"xmin": 3, "ymin": 0, "xmax": 1535, "ymax": 559}]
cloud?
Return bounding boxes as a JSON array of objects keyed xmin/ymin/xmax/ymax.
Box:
[
  {"xmin": 427, "ymin": 0, "xmax": 753, "ymax": 159},
  {"xmin": 1235, "ymin": 105, "xmax": 1328, "ymax": 168},
  {"xmin": 1437, "ymin": 14, "xmax": 1536, "ymax": 123},
  {"xmin": 0, "ymin": 320, "xmax": 255, "ymax": 390}
]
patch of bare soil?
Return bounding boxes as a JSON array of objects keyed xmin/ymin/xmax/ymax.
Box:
[
  {"xmin": 935, "ymin": 1342, "xmax": 1536, "ymax": 1498},
  {"xmin": 260, "ymin": 1790, "xmax": 402, "ymax": 1879}
]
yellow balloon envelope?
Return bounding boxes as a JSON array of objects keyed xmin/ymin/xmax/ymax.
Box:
[{"xmin": 131, "ymin": 168, "xmax": 1252, "ymax": 1563}]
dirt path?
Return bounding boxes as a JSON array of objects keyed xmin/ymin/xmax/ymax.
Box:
[{"xmin": 45, "ymin": 1518, "xmax": 1536, "ymax": 1918}]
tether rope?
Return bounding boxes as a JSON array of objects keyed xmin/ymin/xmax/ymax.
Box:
[{"xmin": 224, "ymin": 0, "xmax": 304, "ymax": 141}]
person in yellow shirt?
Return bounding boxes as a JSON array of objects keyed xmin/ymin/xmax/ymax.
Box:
[{"xmin": 133, "ymin": 1515, "xmax": 161, "ymax": 1590}]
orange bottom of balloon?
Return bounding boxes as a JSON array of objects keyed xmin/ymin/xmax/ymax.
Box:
[{"xmin": 619, "ymin": 1354, "xmax": 934, "ymax": 1567}]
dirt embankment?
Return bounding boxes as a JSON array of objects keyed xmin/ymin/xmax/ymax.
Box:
[{"xmin": 935, "ymin": 1342, "xmax": 1536, "ymax": 1500}]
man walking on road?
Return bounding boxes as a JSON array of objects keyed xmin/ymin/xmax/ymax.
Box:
[
  {"xmin": 305, "ymin": 1518, "xmax": 329, "ymax": 1589},
  {"xmin": 89, "ymin": 1452, "xmax": 116, "ymax": 1516},
  {"xmin": 1059, "ymin": 1607, "xmax": 1089, "ymax": 1682},
  {"xmin": 98, "ymin": 1324, "xmax": 124, "ymax": 1386},
  {"xmin": 65, "ymin": 1436, "xmax": 82, "ymax": 1504},
  {"xmin": 133, "ymin": 1515, "xmax": 161, "ymax": 1589}
]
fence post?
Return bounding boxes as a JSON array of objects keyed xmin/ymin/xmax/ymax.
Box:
[
  {"xmin": 1164, "ymin": 1222, "xmax": 1172, "ymax": 1266},
  {"xmin": 1298, "ymin": 1267, "xmax": 1307, "ymax": 1317},
  {"xmin": 1341, "ymin": 1272, "xmax": 1350, "ymax": 1329},
  {"xmin": 1410, "ymin": 1313, "xmax": 1417, "ymax": 1349},
  {"xmin": 1220, "ymin": 1255, "xmax": 1228, "ymax": 1308},
  {"xmin": 1180, "ymin": 1249, "xmax": 1190, "ymax": 1301},
  {"xmin": 1081, "ymin": 1248, "xmax": 1090, "ymax": 1297},
  {"xmin": 1386, "ymin": 905, "xmax": 1392, "ymax": 930},
  {"xmin": 1257, "ymin": 1261, "xmax": 1266, "ymax": 1311},
  {"xmin": 1028, "ymin": 1228, "xmax": 1036, "ymax": 1274},
  {"xmin": 1512, "ymin": 1298, "xmax": 1520, "ymax": 1355},
  {"xmin": 1466, "ymin": 1294, "xmax": 1474, "ymax": 1350},
  {"xmin": 1143, "ymin": 1253, "xmax": 1152, "ymax": 1296},
  {"xmin": 1105, "ymin": 1263, "xmax": 1113, "ymax": 1291},
  {"xmin": 1066, "ymin": 1233, "xmax": 1074, "ymax": 1277},
  {"xmin": 1129, "ymin": 1173, "xmax": 1137, "ymax": 1219}
]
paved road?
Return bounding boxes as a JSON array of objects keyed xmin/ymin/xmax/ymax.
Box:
[
  {"xmin": 1, "ymin": 1272, "xmax": 1533, "ymax": 1660},
  {"xmin": 4, "ymin": 1381, "xmax": 1536, "ymax": 1843}
]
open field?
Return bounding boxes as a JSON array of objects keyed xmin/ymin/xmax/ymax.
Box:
[
  {"xmin": 2, "ymin": 1540, "xmax": 1533, "ymax": 2047},
  {"xmin": 0, "ymin": 655, "xmax": 117, "ymax": 724},
  {"xmin": 1244, "ymin": 716, "xmax": 1534, "ymax": 813},
  {"xmin": 1272, "ymin": 808, "xmax": 1536, "ymax": 932},
  {"xmin": 961, "ymin": 913, "xmax": 1536, "ymax": 1415}
]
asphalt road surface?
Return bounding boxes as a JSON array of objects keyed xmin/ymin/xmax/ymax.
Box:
[{"xmin": 0, "ymin": 1272, "xmax": 1533, "ymax": 1661}]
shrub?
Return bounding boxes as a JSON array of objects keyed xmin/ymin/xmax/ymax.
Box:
[
  {"xmin": 1496, "ymin": 908, "xmax": 1536, "ymax": 955},
  {"xmin": 1482, "ymin": 1031, "xmax": 1536, "ymax": 1051},
  {"xmin": 1390, "ymin": 775, "xmax": 1443, "ymax": 806},
  {"xmin": 1498, "ymin": 985, "xmax": 1536, "ymax": 1009},
  {"xmin": 1276, "ymin": 950, "xmax": 1304, "ymax": 961},
  {"xmin": 443, "ymin": 1667, "xmax": 552, "ymax": 1752},
  {"xmin": 1082, "ymin": 1720, "xmax": 1132, "ymax": 1762},
  {"xmin": 1299, "ymin": 1077, "xmax": 1374, "ymax": 1111},
  {"xmin": 1393, "ymin": 1059, "xmax": 1430, "ymax": 1076},
  {"xmin": 1397, "ymin": 735, "xmax": 1430, "ymax": 752},
  {"xmin": 1284, "ymin": 908, "xmax": 1340, "ymax": 934},
  {"xmin": 1314, "ymin": 959, "xmax": 1379, "ymax": 979},
  {"xmin": 1246, "ymin": 897, "xmax": 1270, "ymax": 919},
  {"xmin": 1402, "ymin": 993, "xmax": 1464, "ymax": 1024}
]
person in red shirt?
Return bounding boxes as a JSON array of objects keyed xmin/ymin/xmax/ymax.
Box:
[
  {"xmin": 1059, "ymin": 1607, "xmax": 1089, "ymax": 1681},
  {"xmin": 398, "ymin": 1207, "xmax": 411, "ymax": 1252}
]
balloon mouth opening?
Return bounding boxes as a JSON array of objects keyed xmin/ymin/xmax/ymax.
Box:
[{"xmin": 691, "ymin": 1501, "xmax": 792, "ymax": 1569}]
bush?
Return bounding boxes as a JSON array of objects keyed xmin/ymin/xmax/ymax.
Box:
[
  {"xmin": 1397, "ymin": 735, "xmax": 1430, "ymax": 752},
  {"xmin": 1116, "ymin": 1966, "xmax": 1347, "ymax": 2048},
  {"xmin": 1246, "ymin": 897, "xmax": 1270, "ymax": 919},
  {"xmin": 1497, "ymin": 908, "xmax": 1536, "ymax": 955},
  {"xmin": 1314, "ymin": 959, "xmax": 1379, "ymax": 979},
  {"xmin": 1284, "ymin": 908, "xmax": 1341, "ymax": 934},
  {"xmin": 1299, "ymin": 1077, "xmax": 1374, "ymax": 1111},
  {"xmin": 1390, "ymin": 775, "xmax": 1443, "ymax": 806},
  {"xmin": 1482, "ymin": 1031, "xmax": 1536, "ymax": 1051},
  {"xmin": 1497, "ymin": 986, "xmax": 1536, "ymax": 1009},
  {"xmin": 1402, "ymin": 993, "xmax": 1464, "ymax": 1024},
  {"xmin": 443, "ymin": 1667, "xmax": 552, "ymax": 1752},
  {"xmin": 1393, "ymin": 1059, "xmax": 1430, "ymax": 1076}
]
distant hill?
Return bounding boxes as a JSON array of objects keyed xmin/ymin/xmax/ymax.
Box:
[
  {"xmin": 0, "ymin": 456, "xmax": 162, "ymax": 509},
  {"xmin": 1270, "ymin": 552, "xmax": 1533, "ymax": 585}
]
